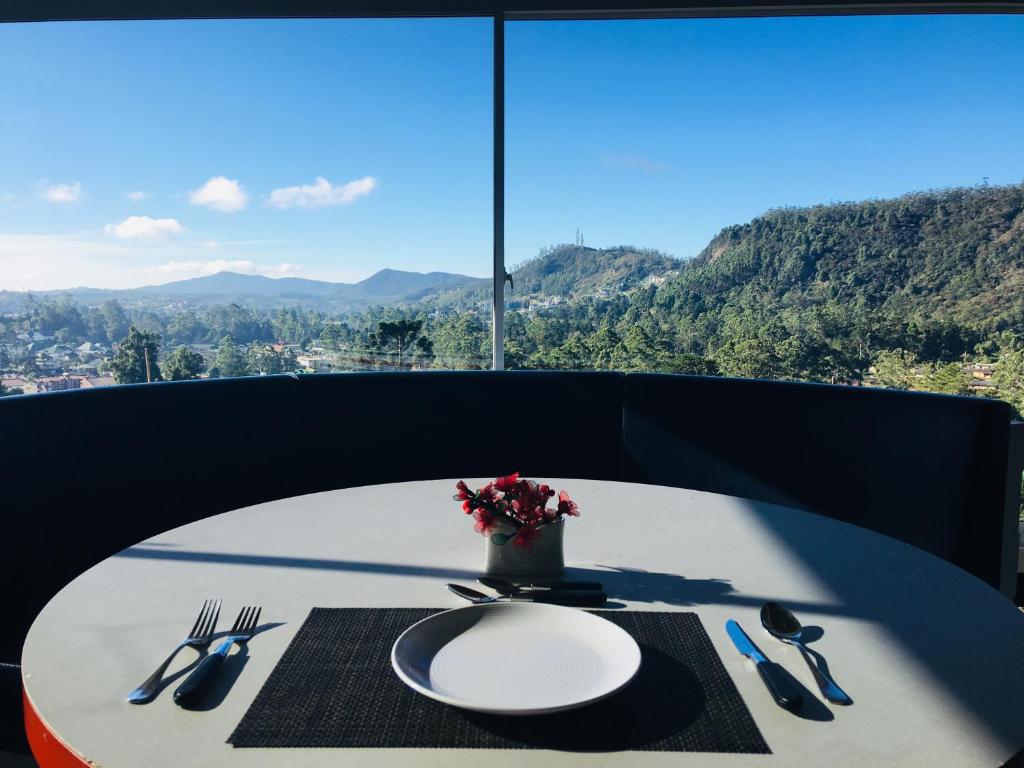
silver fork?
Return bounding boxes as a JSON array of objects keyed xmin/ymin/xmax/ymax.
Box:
[
  {"xmin": 173, "ymin": 606, "xmax": 262, "ymax": 707},
  {"xmin": 127, "ymin": 598, "xmax": 221, "ymax": 704}
]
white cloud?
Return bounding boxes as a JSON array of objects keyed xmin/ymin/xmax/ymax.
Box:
[
  {"xmin": 188, "ymin": 176, "xmax": 248, "ymax": 212},
  {"xmin": 38, "ymin": 181, "xmax": 83, "ymax": 203},
  {"xmin": 105, "ymin": 216, "xmax": 183, "ymax": 240},
  {"xmin": 125, "ymin": 190, "xmax": 152, "ymax": 202},
  {"xmin": 155, "ymin": 259, "xmax": 302, "ymax": 277},
  {"xmin": 267, "ymin": 176, "xmax": 377, "ymax": 209},
  {"xmin": 0, "ymin": 232, "xmax": 303, "ymax": 290}
]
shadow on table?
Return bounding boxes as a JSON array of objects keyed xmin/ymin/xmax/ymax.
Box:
[
  {"xmin": 564, "ymin": 565, "xmax": 849, "ymax": 618},
  {"xmin": 175, "ymin": 622, "xmax": 285, "ymax": 711},
  {"xmin": 461, "ymin": 644, "xmax": 708, "ymax": 752},
  {"xmin": 178, "ymin": 649, "xmax": 250, "ymax": 712},
  {"xmin": 117, "ymin": 544, "xmax": 481, "ymax": 581}
]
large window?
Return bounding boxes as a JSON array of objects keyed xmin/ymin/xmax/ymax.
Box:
[
  {"xmin": 2, "ymin": 11, "xmax": 1024, "ymax": 428},
  {"xmin": 503, "ymin": 15, "xmax": 1024, "ymax": 417},
  {"xmin": 0, "ymin": 18, "xmax": 492, "ymax": 393}
]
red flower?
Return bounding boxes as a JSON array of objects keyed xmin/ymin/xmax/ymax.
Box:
[
  {"xmin": 462, "ymin": 499, "xmax": 474, "ymax": 514},
  {"xmin": 476, "ymin": 482, "xmax": 501, "ymax": 505},
  {"xmin": 557, "ymin": 490, "xmax": 580, "ymax": 517},
  {"xmin": 454, "ymin": 480, "xmax": 471, "ymax": 500},
  {"xmin": 473, "ymin": 508, "xmax": 497, "ymax": 536},
  {"xmin": 513, "ymin": 523, "xmax": 540, "ymax": 549},
  {"xmin": 494, "ymin": 472, "xmax": 520, "ymax": 492}
]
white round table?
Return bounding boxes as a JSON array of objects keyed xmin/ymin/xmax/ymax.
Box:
[{"xmin": 22, "ymin": 480, "xmax": 1024, "ymax": 767}]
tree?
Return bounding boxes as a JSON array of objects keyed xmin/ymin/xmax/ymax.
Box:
[
  {"xmin": 433, "ymin": 314, "xmax": 487, "ymax": 369},
  {"xmin": 163, "ymin": 346, "xmax": 206, "ymax": 381},
  {"xmin": 208, "ymin": 336, "xmax": 249, "ymax": 378},
  {"xmin": 370, "ymin": 319, "xmax": 426, "ymax": 367},
  {"xmin": 993, "ymin": 342, "xmax": 1024, "ymax": 418},
  {"xmin": 100, "ymin": 300, "xmax": 131, "ymax": 343},
  {"xmin": 245, "ymin": 342, "xmax": 296, "ymax": 375},
  {"xmin": 319, "ymin": 322, "xmax": 351, "ymax": 351},
  {"xmin": 110, "ymin": 326, "xmax": 162, "ymax": 384},
  {"xmin": 921, "ymin": 362, "xmax": 971, "ymax": 396},
  {"xmin": 872, "ymin": 349, "xmax": 917, "ymax": 390}
]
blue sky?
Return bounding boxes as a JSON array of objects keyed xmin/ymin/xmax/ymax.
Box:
[{"xmin": 0, "ymin": 14, "xmax": 1022, "ymax": 290}]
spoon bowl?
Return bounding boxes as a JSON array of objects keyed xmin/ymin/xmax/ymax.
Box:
[{"xmin": 761, "ymin": 601, "xmax": 804, "ymax": 641}]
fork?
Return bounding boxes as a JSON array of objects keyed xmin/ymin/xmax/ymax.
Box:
[
  {"xmin": 127, "ymin": 598, "xmax": 221, "ymax": 704},
  {"xmin": 173, "ymin": 606, "xmax": 262, "ymax": 707}
]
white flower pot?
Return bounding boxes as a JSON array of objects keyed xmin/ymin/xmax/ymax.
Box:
[{"xmin": 484, "ymin": 517, "xmax": 565, "ymax": 578}]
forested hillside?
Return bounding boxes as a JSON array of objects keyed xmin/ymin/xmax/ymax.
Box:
[
  {"xmin": 505, "ymin": 183, "xmax": 1024, "ymax": 414},
  {"xmin": 663, "ymin": 183, "xmax": 1024, "ymax": 335}
]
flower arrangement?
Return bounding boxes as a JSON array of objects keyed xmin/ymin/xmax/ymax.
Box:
[{"xmin": 454, "ymin": 472, "xmax": 580, "ymax": 549}]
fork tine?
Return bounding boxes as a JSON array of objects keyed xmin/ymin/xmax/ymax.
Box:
[
  {"xmin": 187, "ymin": 600, "xmax": 210, "ymax": 639},
  {"xmin": 199, "ymin": 599, "xmax": 220, "ymax": 639},
  {"xmin": 230, "ymin": 607, "xmax": 248, "ymax": 634},
  {"xmin": 247, "ymin": 607, "xmax": 262, "ymax": 634}
]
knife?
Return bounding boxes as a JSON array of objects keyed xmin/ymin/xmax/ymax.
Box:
[
  {"xmin": 448, "ymin": 583, "xmax": 607, "ymax": 607},
  {"xmin": 725, "ymin": 619, "xmax": 802, "ymax": 712},
  {"xmin": 478, "ymin": 576, "xmax": 604, "ymax": 594}
]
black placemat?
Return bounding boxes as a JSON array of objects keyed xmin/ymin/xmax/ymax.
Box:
[{"xmin": 229, "ymin": 608, "xmax": 769, "ymax": 753}]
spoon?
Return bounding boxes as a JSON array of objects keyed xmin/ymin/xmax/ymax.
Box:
[{"xmin": 760, "ymin": 602, "xmax": 852, "ymax": 705}]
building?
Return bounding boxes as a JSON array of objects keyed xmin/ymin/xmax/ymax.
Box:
[
  {"xmin": 1, "ymin": 376, "xmax": 35, "ymax": 394},
  {"xmin": 80, "ymin": 376, "xmax": 117, "ymax": 389},
  {"xmin": 297, "ymin": 355, "xmax": 332, "ymax": 374},
  {"xmin": 36, "ymin": 375, "xmax": 82, "ymax": 393}
]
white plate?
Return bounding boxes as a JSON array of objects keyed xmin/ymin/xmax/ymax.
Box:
[{"xmin": 390, "ymin": 602, "xmax": 641, "ymax": 714}]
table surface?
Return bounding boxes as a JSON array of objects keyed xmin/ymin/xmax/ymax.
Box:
[{"xmin": 22, "ymin": 479, "xmax": 1024, "ymax": 768}]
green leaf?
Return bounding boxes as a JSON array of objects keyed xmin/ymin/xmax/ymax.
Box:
[{"xmin": 490, "ymin": 533, "xmax": 511, "ymax": 546}]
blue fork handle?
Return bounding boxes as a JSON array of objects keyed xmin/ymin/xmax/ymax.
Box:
[{"xmin": 173, "ymin": 639, "xmax": 232, "ymax": 706}]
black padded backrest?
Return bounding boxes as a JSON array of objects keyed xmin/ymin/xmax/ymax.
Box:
[
  {"xmin": 0, "ymin": 375, "xmax": 307, "ymax": 662},
  {"xmin": 294, "ymin": 370, "xmax": 625, "ymax": 494},
  {"xmin": 621, "ymin": 374, "xmax": 1013, "ymax": 589},
  {"xmin": 0, "ymin": 663, "xmax": 27, "ymax": 754}
]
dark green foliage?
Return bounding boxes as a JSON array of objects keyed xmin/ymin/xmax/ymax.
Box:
[
  {"xmin": 370, "ymin": 319, "xmax": 426, "ymax": 365},
  {"xmin": 162, "ymin": 346, "xmax": 206, "ymax": 381},
  {"xmin": 208, "ymin": 336, "xmax": 249, "ymax": 379},
  {"xmin": 245, "ymin": 342, "xmax": 297, "ymax": 375},
  {"xmin": 110, "ymin": 326, "xmax": 161, "ymax": 384}
]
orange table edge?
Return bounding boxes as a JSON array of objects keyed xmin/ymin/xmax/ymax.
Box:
[{"xmin": 24, "ymin": 686, "xmax": 89, "ymax": 768}]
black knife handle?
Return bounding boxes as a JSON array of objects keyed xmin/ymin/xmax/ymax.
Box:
[
  {"xmin": 173, "ymin": 651, "xmax": 225, "ymax": 707},
  {"xmin": 530, "ymin": 590, "xmax": 607, "ymax": 607},
  {"xmin": 756, "ymin": 660, "xmax": 803, "ymax": 712},
  {"xmin": 534, "ymin": 581, "xmax": 603, "ymax": 591}
]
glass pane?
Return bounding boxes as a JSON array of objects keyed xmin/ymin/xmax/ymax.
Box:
[
  {"xmin": 0, "ymin": 18, "xmax": 492, "ymax": 395},
  {"xmin": 505, "ymin": 15, "xmax": 1024, "ymax": 410}
]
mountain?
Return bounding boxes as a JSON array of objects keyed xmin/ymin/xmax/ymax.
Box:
[
  {"xmin": 513, "ymin": 244, "xmax": 680, "ymax": 297},
  {"xmin": 0, "ymin": 268, "xmax": 487, "ymax": 313},
  {"xmin": 432, "ymin": 244, "xmax": 682, "ymax": 309},
  {"xmin": 656, "ymin": 182, "xmax": 1024, "ymax": 333},
  {"xmin": 134, "ymin": 272, "xmax": 342, "ymax": 299}
]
